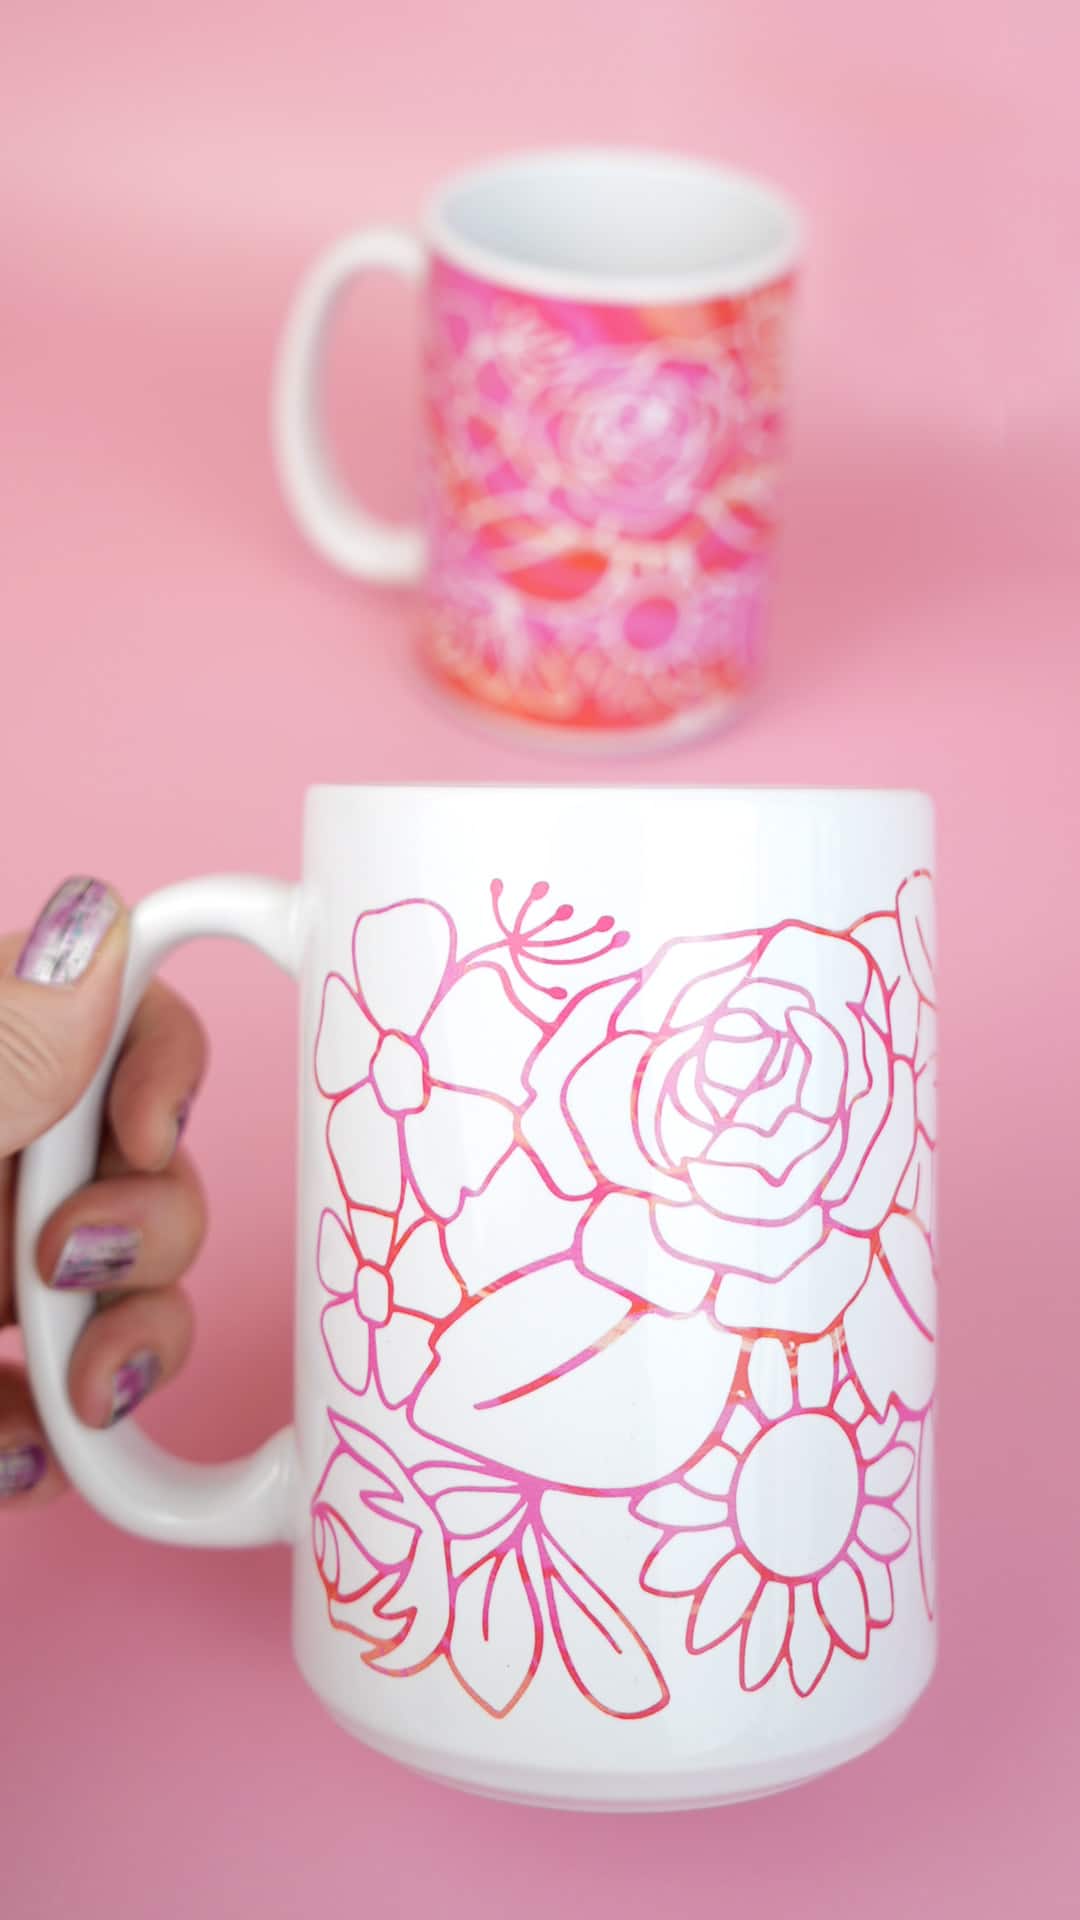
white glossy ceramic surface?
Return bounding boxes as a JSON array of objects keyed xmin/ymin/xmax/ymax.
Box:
[{"xmin": 17, "ymin": 787, "xmax": 937, "ymax": 1809}]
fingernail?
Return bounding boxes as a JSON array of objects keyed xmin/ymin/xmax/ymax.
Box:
[
  {"xmin": 174, "ymin": 1095, "xmax": 193, "ymax": 1145},
  {"xmin": 0, "ymin": 1442, "xmax": 48, "ymax": 1498},
  {"xmin": 51, "ymin": 1224, "xmax": 141, "ymax": 1291},
  {"xmin": 108, "ymin": 1350, "xmax": 160, "ymax": 1425},
  {"xmin": 15, "ymin": 877, "xmax": 120, "ymax": 986}
]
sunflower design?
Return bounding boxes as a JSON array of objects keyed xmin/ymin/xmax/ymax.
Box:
[{"xmin": 634, "ymin": 1335, "xmax": 914, "ymax": 1695}]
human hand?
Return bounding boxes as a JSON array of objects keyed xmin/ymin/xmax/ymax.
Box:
[{"xmin": 1, "ymin": 878, "xmax": 207, "ymax": 1505}]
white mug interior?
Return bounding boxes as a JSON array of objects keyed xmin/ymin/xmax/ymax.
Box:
[{"xmin": 425, "ymin": 145, "xmax": 802, "ymax": 304}]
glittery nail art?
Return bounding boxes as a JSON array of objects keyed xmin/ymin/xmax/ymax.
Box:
[
  {"xmin": 15, "ymin": 877, "xmax": 119, "ymax": 985},
  {"xmin": 0, "ymin": 1443, "xmax": 48, "ymax": 1498},
  {"xmin": 52, "ymin": 1224, "xmax": 141, "ymax": 1290},
  {"xmin": 108, "ymin": 1350, "xmax": 161, "ymax": 1425}
]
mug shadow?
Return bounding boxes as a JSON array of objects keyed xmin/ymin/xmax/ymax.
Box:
[{"xmin": 350, "ymin": 1591, "xmax": 1055, "ymax": 1906}]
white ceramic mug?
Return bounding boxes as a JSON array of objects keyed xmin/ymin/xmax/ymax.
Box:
[
  {"xmin": 273, "ymin": 149, "xmax": 801, "ymax": 744},
  {"xmin": 17, "ymin": 786, "xmax": 937, "ymax": 1810}
]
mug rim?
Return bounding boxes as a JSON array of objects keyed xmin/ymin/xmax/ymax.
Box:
[
  {"xmin": 307, "ymin": 783, "xmax": 931, "ymax": 804},
  {"xmin": 423, "ymin": 145, "xmax": 803, "ymax": 306}
]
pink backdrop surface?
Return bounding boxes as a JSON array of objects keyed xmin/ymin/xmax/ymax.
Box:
[{"xmin": 2, "ymin": 2, "xmax": 1077, "ymax": 1913}]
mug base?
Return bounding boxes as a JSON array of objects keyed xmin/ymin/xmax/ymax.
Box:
[
  {"xmin": 319, "ymin": 1701, "xmax": 919, "ymax": 1812},
  {"xmin": 418, "ymin": 661, "xmax": 755, "ymax": 759}
]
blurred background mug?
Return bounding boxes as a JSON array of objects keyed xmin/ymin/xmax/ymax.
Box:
[
  {"xmin": 17, "ymin": 785, "xmax": 936, "ymax": 1810},
  {"xmin": 273, "ymin": 150, "xmax": 801, "ymax": 744}
]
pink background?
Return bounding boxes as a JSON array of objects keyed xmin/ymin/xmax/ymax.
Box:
[{"xmin": 2, "ymin": 2, "xmax": 1077, "ymax": 1913}]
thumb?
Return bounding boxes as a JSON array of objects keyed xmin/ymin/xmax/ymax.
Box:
[{"xmin": 0, "ymin": 879, "xmax": 129, "ymax": 1158}]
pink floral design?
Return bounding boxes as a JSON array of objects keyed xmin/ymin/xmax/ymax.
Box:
[
  {"xmin": 317, "ymin": 1208, "xmax": 462, "ymax": 1409},
  {"xmin": 503, "ymin": 349, "xmax": 746, "ymax": 544},
  {"xmin": 525, "ymin": 914, "xmax": 917, "ymax": 1336},
  {"xmin": 312, "ymin": 1414, "xmax": 450, "ymax": 1676},
  {"xmin": 843, "ymin": 874, "xmax": 937, "ymax": 1421},
  {"xmin": 635, "ymin": 1340, "xmax": 914, "ymax": 1695},
  {"xmin": 312, "ymin": 873, "xmax": 937, "ymax": 1718},
  {"xmin": 479, "ymin": 879, "xmax": 630, "ymax": 1002},
  {"xmin": 315, "ymin": 900, "xmax": 541, "ymax": 1223},
  {"xmin": 421, "ymin": 259, "xmax": 794, "ymax": 732},
  {"xmin": 312, "ymin": 1397, "xmax": 666, "ymax": 1719},
  {"xmin": 411, "ymin": 1257, "xmax": 743, "ymax": 1490}
]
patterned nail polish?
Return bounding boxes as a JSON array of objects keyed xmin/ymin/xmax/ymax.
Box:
[
  {"xmin": 51, "ymin": 1224, "xmax": 141, "ymax": 1290},
  {"xmin": 0, "ymin": 1442, "xmax": 48, "ymax": 1498},
  {"xmin": 108, "ymin": 1350, "xmax": 160, "ymax": 1425},
  {"xmin": 15, "ymin": 877, "xmax": 119, "ymax": 985}
]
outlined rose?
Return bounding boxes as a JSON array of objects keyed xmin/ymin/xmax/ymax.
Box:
[
  {"xmin": 433, "ymin": 303, "xmax": 745, "ymax": 549},
  {"xmin": 521, "ymin": 349, "xmax": 743, "ymax": 541},
  {"xmin": 312, "ymin": 1416, "xmax": 451, "ymax": 1675},
  {"xmin": 524, "ymin": 921, "xmax": 917, "ymax": 1334}
]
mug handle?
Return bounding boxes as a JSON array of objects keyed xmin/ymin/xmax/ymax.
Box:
[
  {"xmin": 272, "ymin": 228, "xmax": 427, "ymax": 584},
  {"xmin": 14, "ymin": 876, "xmax": 305, "ymax": 1548}
]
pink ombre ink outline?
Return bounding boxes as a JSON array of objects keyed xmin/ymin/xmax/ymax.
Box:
[
  {"xmin": 311, "ymin": 873, "xmax": 937, "ymax": 1713},
  {"xmin": 634, "ymin": 1344, "xmax": 915, "ymax": 1696}
]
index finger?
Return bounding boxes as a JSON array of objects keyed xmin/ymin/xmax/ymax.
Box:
[{"xmin": 105, "ymin": 979, "xmax": 207, "ymax": 1174}]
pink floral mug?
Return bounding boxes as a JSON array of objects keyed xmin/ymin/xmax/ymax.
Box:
[
  {"xmin": 272, "ymin": 150, "xmax": 801, "ymax": 743},
  {"xmin": 16, "ymin": 785, "xmax": 937, "ymax": 1809}
]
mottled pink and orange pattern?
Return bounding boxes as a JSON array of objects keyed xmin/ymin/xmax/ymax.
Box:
[{"xmin": 419, "ymin": 258, "xmax": 795, "ymax": 733}]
